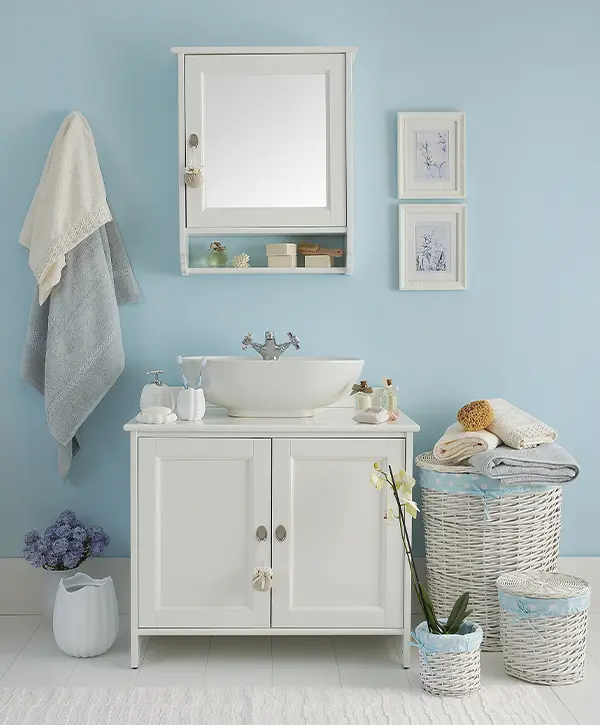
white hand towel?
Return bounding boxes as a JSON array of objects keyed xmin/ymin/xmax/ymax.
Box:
[
  {"xmin": 487, "ymin": 398, "xmax": 557, "ymax": 450},
  {"xmin": 434, "ymin": 422, "xmax": 500, "ymax": 464},
  {"xmin": 19, "ymin": 112, "xmax": 112, "ymax": 303}
]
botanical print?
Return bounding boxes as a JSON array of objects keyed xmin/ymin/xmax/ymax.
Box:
[
  {"xmin": 415, "ymin": 222, "xmax": 451, "ymax": 273},
  {"xmin": 415, "ymin": 131, "xmax": 450, "ymax": 181}
]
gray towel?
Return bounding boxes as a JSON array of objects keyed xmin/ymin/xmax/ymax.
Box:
[
  {"xmin": 21, "ymin": 218, "xmax": 140, "ymax": 477},
  {"xmin": 469, "ymin": 443, "xmax": 579, "ymax": 485}
]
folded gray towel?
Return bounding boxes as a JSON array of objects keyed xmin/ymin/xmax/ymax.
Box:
[
  {"xmin": 469, "ymin": 444, "xmax": 579, "ymax": 485},
  {"xmin": 21, "ymin": 218, "xmax": 139, "ymax": 477}
]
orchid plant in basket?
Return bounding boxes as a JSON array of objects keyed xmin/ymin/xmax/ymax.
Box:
[
  {"xmin": 370, "ymin": 463, "xmax": 471, "ymax": 635},
  {"xmin": 23, "ymin": 510, "xmax": 109, "ymax": 571}
]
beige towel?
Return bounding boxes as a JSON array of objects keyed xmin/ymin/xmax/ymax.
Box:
[
  {"xmin": 487, "ymin": 398, "xmax": 557, "ymax": 449},
  {"xmin": 19, "ymin": 112, "xmax": 111, "ymax": 303},
  {"xmin": 434, "ymin": 422, "xmax": 501, "ymax": 464}
]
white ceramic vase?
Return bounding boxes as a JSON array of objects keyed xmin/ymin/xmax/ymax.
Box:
[
  {"xmin": 53, "ymin": 573, "xmax": 118, "ymax": 658},
  {"xmin": 42, "ymin": 568, "xmax": 79, "ymax": 619}
]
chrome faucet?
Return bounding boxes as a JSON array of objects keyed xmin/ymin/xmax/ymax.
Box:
[{"xmin": 241, "ymin": 331, "xmax": 300, "ymax": 360}]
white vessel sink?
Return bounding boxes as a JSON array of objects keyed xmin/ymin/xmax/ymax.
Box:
[{"xmin": 182, "ymin": 356, "xmax": 364, "ymax": 418}]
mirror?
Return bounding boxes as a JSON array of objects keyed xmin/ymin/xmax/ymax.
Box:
[{"xmin": 203, "ymin": 73, "xmax": 328, "ymax": 209}]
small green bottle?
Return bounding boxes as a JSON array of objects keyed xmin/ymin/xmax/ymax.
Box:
[{"xmin": 207, "ymin": 241, "xmax": 228, "ymax": 267}]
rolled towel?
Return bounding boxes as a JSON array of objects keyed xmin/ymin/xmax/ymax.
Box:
[
  {"xmin": 487, "ymin": 398, "xmax": 557, "ymax": 449},
  {"xmin": 469, "ymin": 443, "xmax": 579, "ymax": 485},
  {"xmin": 434, "ymin": 422, "xmax": 501, "ymax": 464}
]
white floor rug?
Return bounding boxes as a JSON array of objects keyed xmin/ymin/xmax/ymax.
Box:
[{"xmin": 0, "ymin": 686, "xmax": 558, "ymax": 724}]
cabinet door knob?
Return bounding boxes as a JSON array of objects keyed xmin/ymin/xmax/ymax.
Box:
[
  {"xmin": 275, "ymin": 525, "xmax": 287, "ymax": 542},
  {"xmin": 256, "ymin": 525, "xmax": 268, "ymax": 542}
]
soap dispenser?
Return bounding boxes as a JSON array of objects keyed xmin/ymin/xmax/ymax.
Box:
[{"xmin": 140, "ymin": 370, "xmax": 174, "ymax": 410}]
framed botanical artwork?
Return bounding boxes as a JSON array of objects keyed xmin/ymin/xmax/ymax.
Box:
[
  {"xmin": 399, "ymin": 205, "xmax": 466, "ymax": 290},
  {"xmin": 397, "ymin": 112, "xmax": 466, "ymax": 198}
]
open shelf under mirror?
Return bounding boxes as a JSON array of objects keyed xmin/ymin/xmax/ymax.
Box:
[{"xmin": 184, "ymin": 231, "xmax": 349, "ymax": 275}]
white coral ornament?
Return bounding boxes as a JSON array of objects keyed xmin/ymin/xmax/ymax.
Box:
[{"xmin": 233, "ymin": 253, "xmax": 250, "ymax": 268}]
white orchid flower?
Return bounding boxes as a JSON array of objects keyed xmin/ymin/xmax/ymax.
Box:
[{"xmin": 370, "ymin": 472, "xmax": 386, "ymax": 490}]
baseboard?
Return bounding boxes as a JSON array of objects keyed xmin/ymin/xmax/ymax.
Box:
[
  {"xmin": 0, "ymin": 558, "xmax": 131, "ymax": 615},
  {"xmin": 0, "ymin": 556, "xmax": 596, "ymax": 616}
]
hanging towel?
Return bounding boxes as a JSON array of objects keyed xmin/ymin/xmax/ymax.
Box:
[
  {"xmin": 486, "ymin": 398, "xmax": 557, "ymax": 449},
  {"xmin": 433, "ymin": 422, "xmax": 500, "ymax": 464},
  {"xmin": 469, "ymin": 443, "xmax": 579, "ymax": 485},
  {"xmin": 21, "ymin": 219, "xmax": 139, "ymax": 477},
  {"xmin": 19, "ymin": 112, "xmax": 112, "ymax": 304}
]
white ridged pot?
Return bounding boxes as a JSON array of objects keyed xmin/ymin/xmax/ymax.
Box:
[{"xmin": 53, "ymin": 573, "xmax": 118, "ymax": 657}]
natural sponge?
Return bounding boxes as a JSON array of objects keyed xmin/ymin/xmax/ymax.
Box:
[{"xmin": 457, "ymin": 400, "xmax": 494, "ymax": 431}]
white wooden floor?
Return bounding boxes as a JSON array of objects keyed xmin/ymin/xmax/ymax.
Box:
[{"xmin": 1, "ymin": 615, "xmax": 599, "ymax": 724}]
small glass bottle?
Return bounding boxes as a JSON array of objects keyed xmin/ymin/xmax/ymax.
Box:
[
  {"xmin": 352, "ymin": 380, "xmax": 373, "ymax": 410},
  {"xmin": 207, "ymin": 241, "xmax": 228, "ymax": 267},
  {"xmin": 381, "ymin": 378, "xmax": 400, "ymax": 418}
]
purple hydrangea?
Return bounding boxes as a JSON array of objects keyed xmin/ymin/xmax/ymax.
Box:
[
  {"xmin": 71, "ymin": 526, "xmax": 86, "ymax": 541},
  {"xmin": 24, "ymin": 531, "xmax": 40, "ymax": 546},
  {"xmin": 22, "ymin": 510, "xmax": 109, "ymax": 571}
]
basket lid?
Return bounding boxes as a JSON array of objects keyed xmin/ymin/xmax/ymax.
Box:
[
  {"xmin": 496, "ymin": 571, "xmax": 590, "ymax": 599},
  {"xmin": 415, "ymin": 451, "xmax": 476, "ymax": 474}
]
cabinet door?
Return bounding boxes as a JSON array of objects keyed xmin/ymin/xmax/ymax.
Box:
[
  {"xmin": 271, "ymin": 439, "xmax": 406, "ymax": 629},
  {"xmin": 138, "ymin": 438, "xmax": 271, "ymax": 628},
  {"xmin": 184, "ymin": 53, "xmax": 346, "ymax": 228}
]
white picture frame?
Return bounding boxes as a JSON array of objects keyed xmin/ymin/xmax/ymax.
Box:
[
  {"xmin": 397, "ymin": 112, "xmax": 466, "ymax": 199},
  {"xmin": 399, "ymin": 205, "xmax": 466, "ymax": 290}
]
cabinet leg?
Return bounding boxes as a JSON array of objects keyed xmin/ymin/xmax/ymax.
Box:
[
  {"xmin": 131, "ymin": 631, "xmax": 141, "ymax": 669},
  {"xmin": 402, "ymin": 631, "xmax": 411, "ymax": 669}
]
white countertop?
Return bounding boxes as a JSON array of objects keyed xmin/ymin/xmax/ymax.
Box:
[{"xmin": 124, "ymin": 406, "xmax": 420, "ymax": 437}]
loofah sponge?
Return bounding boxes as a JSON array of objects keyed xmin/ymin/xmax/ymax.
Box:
[{"xmin": 457, "ymin": 400, "xmax": 494, "ymax": 431}]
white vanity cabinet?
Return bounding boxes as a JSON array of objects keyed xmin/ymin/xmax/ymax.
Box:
[{"xmin": 125, "ymin": 408, "xmax": 419, "ymax": 668}]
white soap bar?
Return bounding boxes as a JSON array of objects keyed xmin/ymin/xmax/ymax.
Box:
[
  {"xmin": 136, "ymin": 405, "xmax": 177, "ymax": 424},
  {"xmin": 268, "ymin": 255, "xmax": 297, "ymax": 268},
  {"xmin": 266, "ymin": 243, "xmax": 297, "ymax": 256},
  {"xmin": 304, "ymin": 254, "xmax": 332, "ymax": 268},
  {"xmin": 353, "ymin": 407, "xmax": 390, "ymax": 425}
]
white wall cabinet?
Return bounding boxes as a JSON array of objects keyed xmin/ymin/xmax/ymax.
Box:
[
  {"xmin": 126, "ymin": 408, "xmax": 418, "ymax": 669},
  {"xmin": 172, "ymin": 46, "xmax": 355, "ymax": 274}
]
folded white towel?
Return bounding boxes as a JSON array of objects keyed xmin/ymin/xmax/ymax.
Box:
[
  {"xmin": 19, "ymin": 112, "xmax": 112, "ymax": 303},
  {"xmin": 434, "ymin": 422, "xmax": 501, "ymax": 464},
  {"xmin": 487, "ymin": 398, "xmax": 557, "ymax": 450}
]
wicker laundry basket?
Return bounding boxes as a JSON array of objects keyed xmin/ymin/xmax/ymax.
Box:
[
  {"xmin": 417, "ymin": 451, "xmax": 563, "ymax": 651},
  {"xmin": 413, "ymin": 620, "xmax": 483, "ymax": 697},
  {"xmin": 497, "ymin": 571, "xmax": 589, "ymax": 685}
]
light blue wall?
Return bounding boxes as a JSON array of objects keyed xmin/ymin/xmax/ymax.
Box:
[{"xmin": 1, "ymin": 1, "xmax": 598, "ymax": 558}]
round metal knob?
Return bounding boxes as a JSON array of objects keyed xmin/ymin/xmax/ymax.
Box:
[{"xmin": 275, "ymin": 525, "xmax": 287, "ymax": 542}]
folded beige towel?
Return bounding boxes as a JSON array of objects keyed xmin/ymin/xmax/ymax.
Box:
[
  {"xmin": 434, "ymin": 422, "xmax": 501, "ymax": 464},
  {"xmin": 487, "ymin": 398, "xmax": 557, "ymax": 450}
]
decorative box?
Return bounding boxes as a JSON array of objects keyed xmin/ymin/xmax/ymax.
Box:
[
  {"xmin": 305, "ymin": 255, "xmax": 332, "ymax": 268},
  {"xmin": 268, "ymin": 255, "xmax": 297, "ymax": 268},
  {"xmin": 266, "ymin": 243, "xmax": 297, "ymax": 256}
]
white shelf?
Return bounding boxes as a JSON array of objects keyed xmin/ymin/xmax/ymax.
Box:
[
  {"xmin": 185, "ymin": 227, "xmax": 348, "ymax": 236},
  {"xmin": 185, "ymin": 267, "xmax": 347, "ymax": 275}
]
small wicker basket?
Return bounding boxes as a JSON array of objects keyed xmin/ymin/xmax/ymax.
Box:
[
  {"xmin": 497, "ymin": 571, "xmax": 589, "ymax": 685},
  {"xmin": 414, "ymin": 620, "xmax": 483, "ymax": 697},
  {"xmin": 417, "ymin": 451, "xmax": 563, "ymax": 651}
]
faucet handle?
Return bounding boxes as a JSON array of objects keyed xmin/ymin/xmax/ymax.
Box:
[
  {"xmin": 242, "ymin": 332, "xmax": 253, "ymax": 350},
  {"xmin": 287, "ymin": 332, "xmax": 300, "ymax": 350}
]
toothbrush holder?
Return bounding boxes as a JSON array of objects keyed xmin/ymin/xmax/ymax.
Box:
[{"xmin": 177, "ymin": 388, "xmax": 206, "ymax": 421}]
